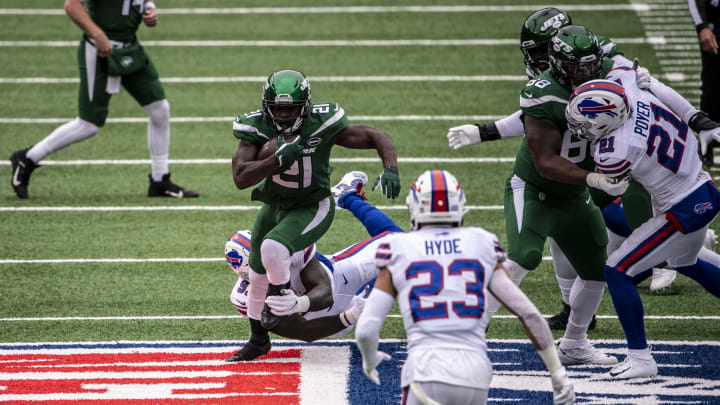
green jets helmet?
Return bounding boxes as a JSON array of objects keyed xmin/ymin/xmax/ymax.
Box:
[
  {"xmin": 520, "ymin": 8, "xmax": 572, "ymax": 77},
  {"xmin": 549, "ymin": 25, "xmax": 604, "ymax": 89},
  {"xmin": 262, "ymin": 70, "xmax": 312, "ymax": 135}
]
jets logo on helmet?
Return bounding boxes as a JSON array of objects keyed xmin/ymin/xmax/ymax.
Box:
[
  {"xmin": 565, "ymin": 79, "xmax": 631, "ymax": 141},
  {"xmin": 520, "ymin": 8, "xmax": 572, "ymax": 77},
  {"xmin": 225, "ymin": 230, "xmax": 252, "ymax": 280},
  {"xmin": 549, "ymin": 25, "xmax": 604, "ymax": 89},
  {"xmin": 406, "ymin": 170, "xmax": 466, "ymax": 230},
  {"xmin": 262, "ymin": 70, "xmax": 312, "ymax": 135}
]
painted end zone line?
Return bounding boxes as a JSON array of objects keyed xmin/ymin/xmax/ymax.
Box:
[
  {"xmin": 0, "ymin": 314, "xmax": 716, "ymax": 322},
  {"xmin": 0, "ymin": 205, "xmax": 504, "ymax": 212}
]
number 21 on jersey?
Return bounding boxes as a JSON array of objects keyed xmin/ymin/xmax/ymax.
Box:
[{"xmin": 406, "ymin": 260, "xmax": 485, "ymax": 322}]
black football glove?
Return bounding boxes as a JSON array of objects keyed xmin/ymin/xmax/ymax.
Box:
[{"xmin": 689, "ymin": 111, "xmax": 720, "ymax": 167}]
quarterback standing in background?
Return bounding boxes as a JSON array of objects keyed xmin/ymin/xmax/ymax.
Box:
[
  {"xmin": 355, "ymin": 170, "xmax": 574, "ymax": 405},
  {"xmin": 10, "ymin": 0, "xmax": 197, "ymax": 199},
  {"xmin": 566, "ymin": 78, "xmax": 720, "ymax": 379},
  {"xmin": 231, "ymin": 70, "xmax": 400, "ymax": 333}
]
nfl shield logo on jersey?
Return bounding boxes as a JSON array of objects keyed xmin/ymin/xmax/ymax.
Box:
[{"xmin": 120, "ymin": 56, "xmax": 133, "ymax": 68}]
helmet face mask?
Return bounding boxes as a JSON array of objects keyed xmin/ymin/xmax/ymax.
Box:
[
  {"xmin": 406, "ymin": 170, "xmax": 466, "ymax": 231},
  {"xmin": 565, "ymin": 79, "xmax": 631, "ymax": 142},
  {"xmin": 520, "ymin": 8, "xmax": 572, "ymax": 77},
  {"xmin": 262, "ymin": 70, "xmax": 311, "ymax": 135},
  {"xmin": 549, "ymin": 25, "xmax": 604, "ymax": 89}
]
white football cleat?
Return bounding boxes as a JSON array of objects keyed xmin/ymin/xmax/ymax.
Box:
[
  {"xmin": 649, "ymin": 267, "xmax": 677, "ymax": 292},
  {"xmin": 704, "ymin": 229, "xmax": 717, "ymax": 252},
  {"xmin": 332, "ymin": 171, "xmax": 368, "ymax": 206},
  {"xmin": 557, "ymin": 339, "xmax": 618, "ymax": 366},
  {"xmin": 608, "ymin": 355, "xmax": 658, "ymax": 379}
]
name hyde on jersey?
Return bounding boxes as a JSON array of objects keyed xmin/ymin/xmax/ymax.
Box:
[{"xmin": 424, "ymin": 238, "xmax": 462, "ymax": 256}]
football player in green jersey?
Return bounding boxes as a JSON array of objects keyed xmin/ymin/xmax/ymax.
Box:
[
  {"xmin": 9, "ymin": 0, "xmax": 197, "ymax": 199},
  {"xmin": 232, "ymin": 69, "xmax": 400, "ymax": 330},
  {"xmin": 448, "ymin": 8, "xmax": 719, "ymax": 346}
]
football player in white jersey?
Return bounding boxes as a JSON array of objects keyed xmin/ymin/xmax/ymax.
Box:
[
  {"xmin": 566, "ymin": 78, "xmax": 720, "ymax": 379},
  {"xmin": 355, "ymin": 170, "xmax": 574, "ymax": 405},
  {"xmin": 224, "ymin": 172, "xmax": 404, "ymax": 361}
]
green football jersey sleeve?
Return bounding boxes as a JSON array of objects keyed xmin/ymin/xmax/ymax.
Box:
[{"xmin": 233, "ymin": 102, "xmax": 349, "ymax": 209}]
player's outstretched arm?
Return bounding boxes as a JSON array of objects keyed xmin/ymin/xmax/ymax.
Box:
[
  {"xmin": 447, "ymin": 111, "xmax": 525, "ymax": 149},
  {"xmin": 355, "ymin": 268, "xmax": 395, "ymax": 385},
  {"xmin": 336, "ymin": 124, "xmax": 401, "ymax": 199},
  {"xmin": 231, "ymin": 140, "xmax": 284, "ymax": 189},
  {"xmin": 489, "ymin": 264, "xmax": 575, "ymax": 405},
  {"xmin": 270, "ymin": 294, "xmax": 367, "ymax": 342}
]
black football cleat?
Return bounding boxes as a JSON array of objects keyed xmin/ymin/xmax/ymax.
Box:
[
  {"xmin": 9, "ymin": 148, "xmax": 38, "ymax": 199},
  {"xmin": 225, "ymin": 340, "xmax": 272, "ymax": 362},
  {"xmin": 148, "ymin": 173, "xmax": 199, "ymax": 198},
  {"xmin": 547, "ymin": 302, "xmax": 596, "ymax": 331}
]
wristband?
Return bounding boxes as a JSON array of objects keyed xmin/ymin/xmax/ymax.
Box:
[
  {"xmin": 144, "ymin": 2, "xmax": 156, "ymax": 10},
  {"xmin": 477, "ymin": 122, "xmax": 501, "ymax": 142},
  {"xmin": 537, "ymin": 345, "xmax": 563, "ymax": 373},
  {"xmin": 296, "ymin": 295, "xmax": 310, "ymax": 313}
]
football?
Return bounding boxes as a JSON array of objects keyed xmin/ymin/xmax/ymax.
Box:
[{"xmin": 257, "ymin": 139, "xmax": 278, "ymax": 160}]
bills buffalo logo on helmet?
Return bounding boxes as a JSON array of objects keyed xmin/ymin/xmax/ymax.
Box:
[{"xmin": 577, "ymin": 99, "xmax": 620, "ymax": 119}]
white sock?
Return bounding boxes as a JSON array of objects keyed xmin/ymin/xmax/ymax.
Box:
[
  {"xmin": 143, "ymin": 99, "xmax": 170, "ymax": 182},
  {"xmin": 486, "ymin": 259, "xmax": 529, "ymax": 317},
  {"xmin": 628, "ymin": 347, "xmax": 652, "ymax": 359},
  {"xmin": 26, "ymin": 118, "xmax": 99, "ymax": 163},
  {"xmin": 562, "ymin": 279, "xmax": 605, "ymax": 341},
  {"xmin": 260, "ymin": 238, "xmax": 291, "ymax": 286}
]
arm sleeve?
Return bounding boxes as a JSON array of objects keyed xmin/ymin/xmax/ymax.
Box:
[
  {"xmin": 355, "ymin": 288, "xmax": 395, "ymax": 359},
  {"xmin": 689, "ymin": 0, "xmax": 709, "ymax": 31},
  {"xmin": 648, "ymin": 79, "xmax": 699, "ymax": 123},
  {"xmin": 488, "ymin": 268, "xmax": 554, "ymax": 350},
  {"xmin": 340, "ymin": 193, "xmax": 404, "ymax": 236},
  {"xmin": 595, "ymin": 156, "xmax": 632, "ymax": 178},
  {"xmin": 494, "ymin": 110, "xmax": 525, "ymax": 139}
]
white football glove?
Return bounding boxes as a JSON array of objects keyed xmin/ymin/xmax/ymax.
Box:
[
  {"xmin": 586, "ymin": 172, "xmax": 630, "ymax": 196},
  {"xmin": 341, "ymin": 293, "xmax": 368, "ymax": 326},
  {"xmin": 699, "ymin": 127, "xmax": 720, "ymax": 156},
  {"xmin": 361, "ymin": 350, "xmax": 392, "ymax": 385},
  {"xmin": 265, "ymin": 289, "xmax": 310, "ymax": 316},
  {"xmin": 447, "ymin": 124, "xmax": 481, "ymax": 150},
  {"xmin": 550, "ymin": 367, "xmax": 575, "ymax": 405},
  {"xmin": 635, "ymin": 66, "xmax": 652, "ymax": 90}
]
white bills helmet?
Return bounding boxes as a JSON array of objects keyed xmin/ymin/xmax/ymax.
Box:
[
  {"xmin": 406, "ymin": 170, "xmax": 466, "ymax": 231},
  {"xmin": 225, "ymin": 230, "xmax": 252, "ymax": 281},
  {"xmin": 565, "ymin": 79, "xmax": 631, "ymax": 142}
]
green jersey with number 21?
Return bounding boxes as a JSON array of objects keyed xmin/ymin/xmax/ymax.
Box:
[{"xmin": 233, "ymin": 102, "xmax": 348, "ymax": 210}]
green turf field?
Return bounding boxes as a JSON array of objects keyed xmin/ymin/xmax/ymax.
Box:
[{"xmin": 1, "ymin": 0, "xmax": 717, "ymax": 347}]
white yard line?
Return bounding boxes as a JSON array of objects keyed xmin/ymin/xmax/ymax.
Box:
[
  {"xmin": 0, "ymin": 37, "xmax": 659, "ymax": 47},
  {"xmin": 0, "ymin": 205, "xmax": 504, "ymax": 213},
  {"xmin": 0, "ymin": 157, "xmax": 515, "ymax": 166},
  {"xmin": 0, "ymin": 75, "xmax": 528, "ymax": 84},
  {"xmin": 0, "ymin": 5, "xmax": 651, "ymax": 15},
  {"xmin": 0, "ymin": 115, "xmax": 504, "ymax": 124}
]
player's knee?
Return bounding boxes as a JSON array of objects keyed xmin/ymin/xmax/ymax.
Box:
[
  {"xmin": 510, "ymin": 250, "xmax": 543, "ymax": 270},
  {"xmin": 260, "ymin": 239, "xmax": 291, "ymax": 271},
  {"xmin": 603, "ymin": 265, "xmax": 630, "ymax": 285},
  {"xmin": 143, "ymin": 99, "xmax": 170, "ymax": 124}
]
